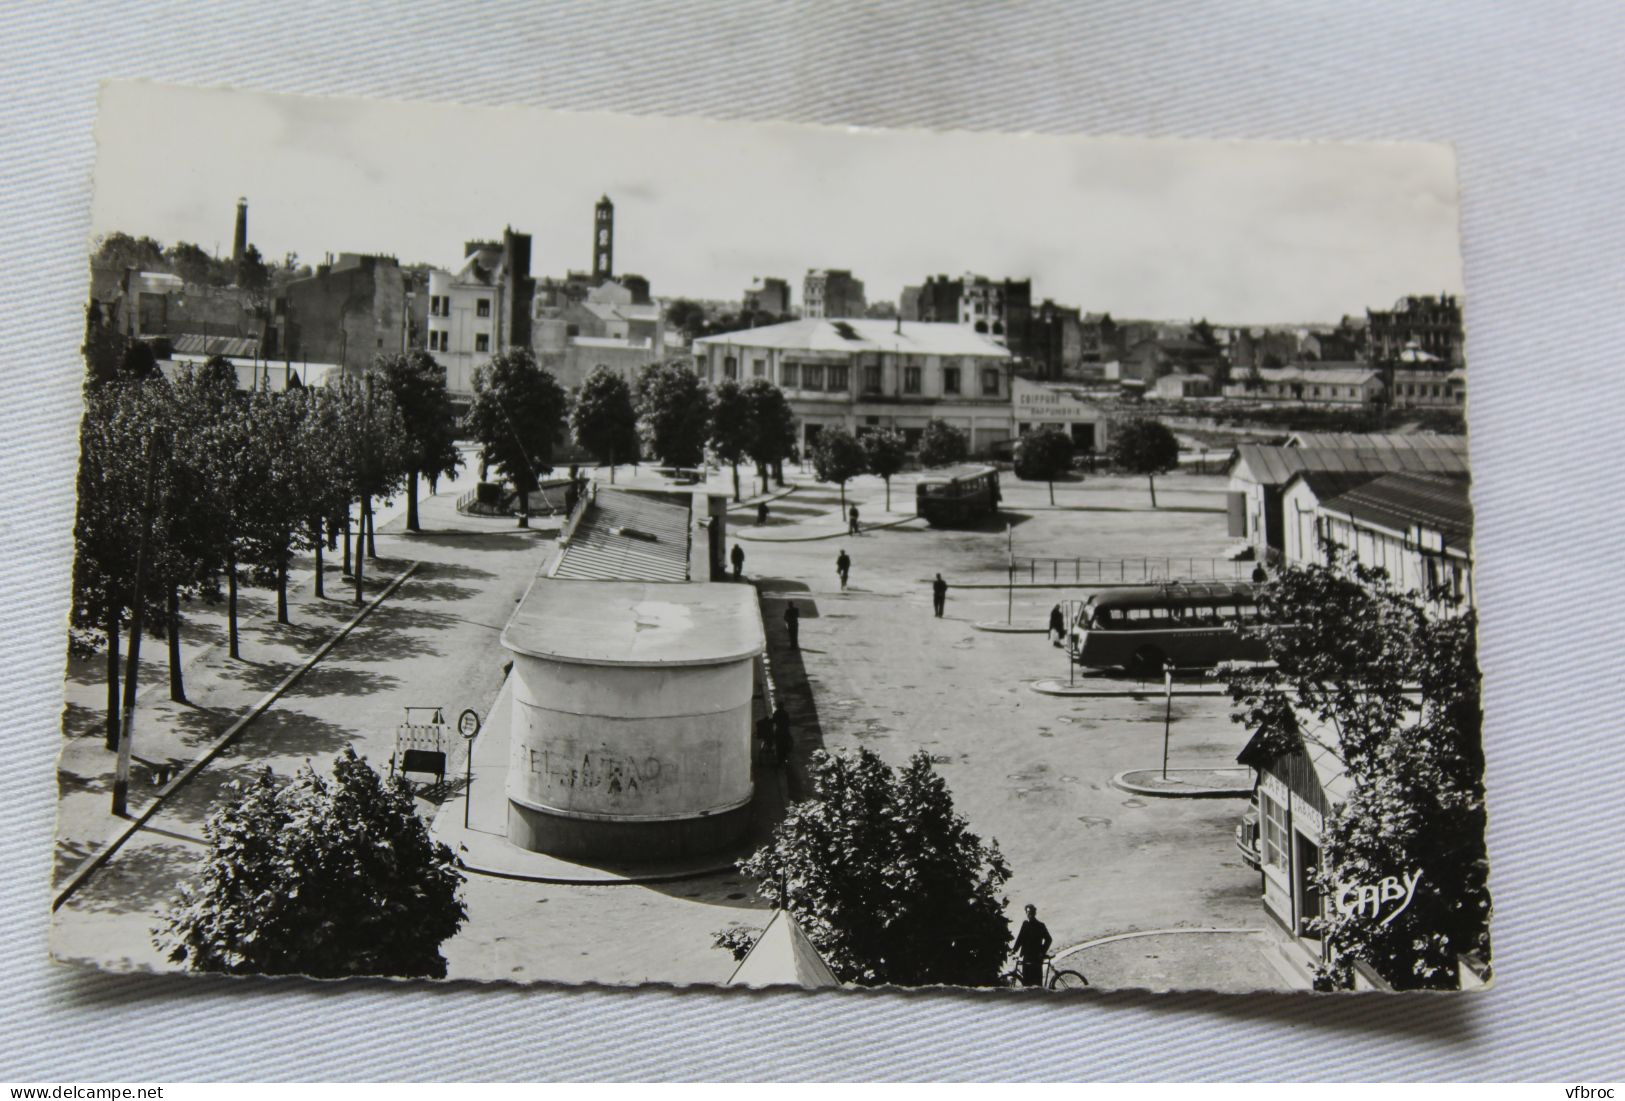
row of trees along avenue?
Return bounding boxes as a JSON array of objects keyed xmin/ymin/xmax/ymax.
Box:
[
  {"xmin": 466, "ymin": 354, "xmax": 800, "ymax": 507},
  {"xmin": 72, "ymin": 334, "xmax": 461, "ymax": 813}
]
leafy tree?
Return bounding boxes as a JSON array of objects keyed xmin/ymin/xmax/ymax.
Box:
[
  {"xmin": 636, "ymin": 361, "xmax": 712, "ymax": 469},
  {"xmin": 811, "ymin": 427, "xmax": 866, "ymax": 511},
  {"xmin": 572, "ymin": 366, "xmax": 640, "ymax": 483},
  {"xmin": 860, "ymin": 429, "xmax": 908, "ymax": 511},
  {"xmin": 664, "ymin": 298, "xmax": 710, "ymax": 341},
  {"xmin": 155, "ymin": 747, "xmax": 467, "ymax": 979},
  {"xmin": 709, "ymin": 378, "xmax": 752, "ymax": 502},
  {"xmin": 467, "ymin": 348, "xmax": 567, "ymax": 526},
  {"xmin": 917, "ymin": 418, "xmax": 968, "ymax": 468},
  {"xmin": 166, "ymin": 241, "xmax": 215, "ymax": 287},
  {"xmin": 728, "ymin": 748, "xmax": 1013, "ymax": 988},
  {"xmin": 235, "ymin": 243, "xmax": 270, "ymax": 295},
  {"xmin": 1108, "ymin": 418, "xmax": 1180, "ymax": 507},
  {"xmin": 1226, "ymin": 559, "xmax": 1486, "ymax": 991},
  {"xmin": 82, "ymin": 302, "xmax": 130, "ymax": 389},
  {"xmin": 375, "ymin": 350, "xmax": 461, "ymax": 531},
  {"xmin": 92, "ymin": 231, "xmax": 166, "ymax": 273},
  {"xmin": 743, "ymin": 377, "xmax": 797, "ymax": 491},
  {"xmin": 1013, "ymin": 427, "xmax": 1075, "ymax": 506},
  {"xmin": 120, "ymin": 340, "xmax": 163, "ymax": 383}
]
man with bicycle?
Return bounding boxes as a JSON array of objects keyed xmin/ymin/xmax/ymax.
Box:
[{"xmin": 1010, "ymin": 903, "xmax": 1053, "ymax": 987}]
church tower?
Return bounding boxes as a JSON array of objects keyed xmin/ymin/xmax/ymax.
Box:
[
  {"xmin": 592, "ymin": 195, "xmax": 614, "ymax": 282},
  {"xmin": 232, "ymin": 197, "xmax": 248, "ymax": 263}
]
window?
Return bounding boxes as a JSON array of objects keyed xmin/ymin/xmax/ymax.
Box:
[
  {"xmin": 1260, "ymin": 790, "xmax": 1289, "ymax": 871},
  {"xmin": 864, "ymin": 365, "xmax": 882, "ymax": 393},
  {"xmin": 943, "ymin": 367, "xmax": 961, "ymax": 394},
  {"xmin": 981, "ymin": 368, "xmax": 1000, "ymax": 396},
  {"xmin": 904, "ymin": 366, "xmax": 922, "ymax": 394},
  {"xmin": 804, "ymin": 364, "xmax": 825, "ymax": 391},
  {"xmin": 475, "ymin": 333, "xmax": 490, "ymax": 352},
  {"xmin": 476, "ymin": 298, "xmax": 492, "ymax": 318},
  {"xmin": 753, "ymin": 358, "xmax": 766, "ymax": 378},
  {"xmin": 828, "ymin": 365, "xmax": 849, "ymax": 392},
  {"xmin": 782, "ymin": 362, "xmax": 799, "ymax": 388},
  {"xmin": 724, "ymin": 355, "xmax": 738, "ymax": 380},
  {"xmin": 427, "ymin": 330, "xmax": 445, "ymax": 352},
  {"xmin": 429, "ymin": 295, "xmax": 448, "ymax": 317}
]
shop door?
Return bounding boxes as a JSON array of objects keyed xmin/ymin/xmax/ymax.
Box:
[
  {"xmin": 1294, "ymin": 833, "xmax": 1323, "ymax": 940},
  {"xmin": 1070, "ymin": 423, "xmax": 1096, "ymax": 452}
]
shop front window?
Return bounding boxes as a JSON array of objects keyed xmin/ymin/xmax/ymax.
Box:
[{"xmin": 1260, "ymin": 790, "xmax": 1289, "ymax": 872}]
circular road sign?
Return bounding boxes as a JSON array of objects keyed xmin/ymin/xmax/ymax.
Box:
[{"xmin": 457, "ymin": 708, "xmax": 481, "ymax": 739}]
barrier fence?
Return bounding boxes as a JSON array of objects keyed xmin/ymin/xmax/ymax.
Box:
[{"xmin": 1009, "ymin": 555, "xmax": 1254, "ymax": 584}]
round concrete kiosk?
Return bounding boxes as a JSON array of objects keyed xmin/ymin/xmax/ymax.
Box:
[{"xmin": 500, "ymin": 579, "xmax": 765, "ymax": 862}]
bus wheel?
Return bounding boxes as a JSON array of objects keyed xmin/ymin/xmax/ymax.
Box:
[{"xmin": 1130, "ymin": 646, "xmax": 1166, "ymax": 678}]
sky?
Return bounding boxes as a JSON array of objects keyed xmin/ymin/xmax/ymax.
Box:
[{"xmin": 91, "ymin": 82, "xmax": 1465, "ymax": 326}]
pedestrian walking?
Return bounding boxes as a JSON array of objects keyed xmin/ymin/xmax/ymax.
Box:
[
  {"xmin": 757, "ymin": 500, "xmax": 769, "ymax": 526},
  {"xmin": 1251, "ymin": 563, "xmax": 1268, "ymax": 584},
  {"xmin": 932, "ymin": 573, "xmax": 948, "ymax": 617},
  {"xmin": 731, "ymin": 542, "xmax": 746, "ymax": 579},
  {"xmin": 848, "ymin": 504, "xmax": 861, "ymax": 535},
  {"xmin": 1048, "ymin": 603, "xmax": 1065, "ymax": 647},
  {"xmin": 772, "ymin": 702, "xmax": 792, "ymax": 766},
  {"xmin": 836, "ymin": 549, "xmax": 851, "ymax": 591},
  {"xmin": 784, "ymin": 601, "xmax": 801, "ymax": 649}
]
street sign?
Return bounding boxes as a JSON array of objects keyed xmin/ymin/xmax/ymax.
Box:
[
  {"xmin": 457, "ymin": 708, "xmax": 482, "ymax": 829},
  {"xmin": 458, "ymin": 707, "xmax": 481, "ymax": 739}
]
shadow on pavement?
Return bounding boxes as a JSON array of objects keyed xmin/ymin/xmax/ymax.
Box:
[{"xmin": 757, "ymin": 593, "xmax": 827, "ymax": 803}]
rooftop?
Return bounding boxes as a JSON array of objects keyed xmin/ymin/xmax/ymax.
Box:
[
  {"xmin": 726, "ymin": 909, "xmax": 841, "ymax": 989},
  {"xmin": 694, "ymin": 318, "xmax": 1011, "ymax": 358},
  {"xmin": 1230, "ymin": 443, "xmax": 1471, "ymax": 486},
  {"xmin": 1286, "ymin": 432, "xmax": 1469, "ymax": 453},
  {"xmin": 1320, "ymin": 472, "xmax": 1474, "ymax": 545},
  {"xmin": 502, "ymin": 579, "xmax": 764, "ymax": 668}
]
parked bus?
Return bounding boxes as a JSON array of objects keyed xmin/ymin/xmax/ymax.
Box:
[
  {"xmin": 1065, "ymin": 580, "xmax": 1271, "ymax": 676},
  {"xmin": 916, "ymin": 465, "xmax": 1001, "ymax": 527}
]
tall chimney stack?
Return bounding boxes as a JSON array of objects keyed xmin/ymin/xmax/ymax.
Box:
[{"xmin": 232, "ymin": 197, "xmax": 248, "ymax": 264}]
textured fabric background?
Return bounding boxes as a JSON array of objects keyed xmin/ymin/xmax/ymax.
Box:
[{"xmin": 2, "ymin": 0, "xmax": 1621, "ymax": 1082}]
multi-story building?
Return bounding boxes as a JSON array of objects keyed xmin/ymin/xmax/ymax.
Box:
[
  {"xmin": 534, "ymin": 279, "xmax": 668, "ymax": 390},
  {"xmin": 692, "ymin": 318, "xmax": 1013, "ymax": 456},
  {"xmin": 424, "ymin": 229, "xmax": 533, "ymax": 395},
  {"xmin": 1221, "ymin": 364, "xmax": 1383, "ymax": 407},
  {"xmin": 279, "ymin": 252, "xmax": 408, "ymax": 378},
  {"xmin": 1367, "ymin": 294, "xmax": 1464, "ymax": 366},
  {"xmin": 743, "ymin": 277, "xmax": 791, "ymax": 317},
  {"xmin": 802, "ymin": 269, "xmax": 866, "ymax": 319},
  {"xmin": 1390, "ymin": 364, "xmax": 1466, "ymax": 409}
]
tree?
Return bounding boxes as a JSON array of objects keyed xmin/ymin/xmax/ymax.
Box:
[
  {"xmin": 811, "ymin": 428, "xmax": 867, "ymax": 511},
  {"xmin": 860, "ymin": 429, "xmax": 908, "ymax": 511},
  {"xmin": 166, "ymin": 241, "xmax": 215, "ymax": 287},
  {"xmin": 743, "ymin": 377, "xmax": 797, "ymax": 491},
  {"xmin": 155, "ymin": 747, "xmax": 467, "ymax": 978},
  {"xmin": 375, "ymin": 350, "xmax": 460, "ymax": 531},
  {"xmin": 467, "ymin": 348, "xmax": 568, "ymax": 526},
  {"xmin": 917, "ymin": 418, "xmax": 969, "ymax": 468},
  {"xmin": 92, "ymin": 231, "xmax": 166, "ymax": 273},
  {"xmin": 235, "ymin": 243, "xmax": 270, "ymax": 295},
  {"xmin": 1108, "ymin": 418, "xmax": 1180, "ymax": 507},
  {"xmin": 1225, "ymin": 559, "xmax": 1486, "ymax": 991},
  {"xmin": 727, "ymin": 748, "xmax": 1012, "ymax": 988},
  {"xmin": 664, "ymin": 298, "xmax": 709, "ymax": 341},
  {"xmin": 709, "ymin": 378, "xmax": 752, "ymax": 502},
  {"xmin": 636, "ymin": 361, "xmax": 712, "ymax": 469},
  {"xmin": 1013, "ymin": 427, "xmax": 1075, "ymax": 506},
  {"xmin": 572, "ymin": 366, "xmax": 641, "ymax": 483}
]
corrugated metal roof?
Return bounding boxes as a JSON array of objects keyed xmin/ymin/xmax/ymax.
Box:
[
  {"xmin": 1285, "ymin": 432, "xmax": 1468, "ymax": 454},
  {"xmin": 551, "ymin": 487, "xmax": 692, "ymax": 582},
  {"xmin": 169, "ymin": 332, "xmax": 260, "ymax": 358},
  {"xmin": 1319, "ymin": 472, "xmax": 1474, "ymax": 544},
  {"xmin": 1230, "ymin": 444, "xmax": 1470, "ymax": 487}
]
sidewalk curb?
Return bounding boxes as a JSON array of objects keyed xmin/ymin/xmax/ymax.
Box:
[
  {"xmin": 972, "ymin": 622, "xmax": 1048, "ymax": 634},
  {"xmin": 735, "ymin": 513, "xmax": 925, "ymax": 544},
  {"xmin": 1029, "ymin": 679, "xmax": 1230, "ymax": 698},
  {"xmin": 1111, "ymin": 767, "xmax": 1254, "ymax": 798},
  {"xmin": 52, "ymin": 562, "xmax": 421, "ymax": 912},
  {"xmin": 1053, "ymin": 927, "xmax": 1268, "ymax": 963}
]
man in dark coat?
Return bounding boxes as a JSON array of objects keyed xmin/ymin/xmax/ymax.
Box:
[
  {"xmin": 731, "ymin": 543, "xmax": 745, "ymax": 579},
  {"xmin": 1011, "ymin": 903, "xmax": 1054, "ymax": 987},
  {"xmin": 932, "ymin": 573, "xmax": 948, "ymax": 617},
  {"xmin": 836, "ymin": 549, "xmax": 852, "ymax": 590},
  {"xmin": 784, "ymin": 601, "xmax": 801, "ymax": 649},
  {"xmin": 848, "ymin": 504, "xmax": 860, "ymax": 535}
]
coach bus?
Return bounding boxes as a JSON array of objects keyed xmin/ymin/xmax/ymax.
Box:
[
  {"xmin": 1065, "ymin": 580, "xmax": 1272, "ymax": 676},
  {"xmin": 915, "ymin": 465, "xmax": 1001, "ymax": 527}
]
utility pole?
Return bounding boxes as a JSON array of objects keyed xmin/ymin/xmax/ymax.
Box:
[{"xmin": 113, "ymin": 432, "xmax": 165, "ymax": 818}]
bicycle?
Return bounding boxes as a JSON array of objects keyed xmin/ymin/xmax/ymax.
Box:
[{"xmin": 1003, "ymin": 953, "xmax": 1089, "ymax": 991}]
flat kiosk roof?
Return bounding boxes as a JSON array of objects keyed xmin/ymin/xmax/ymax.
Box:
[{"xmin": 501, "ymin": 579, "xmax": 764, "ymax": 668}]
